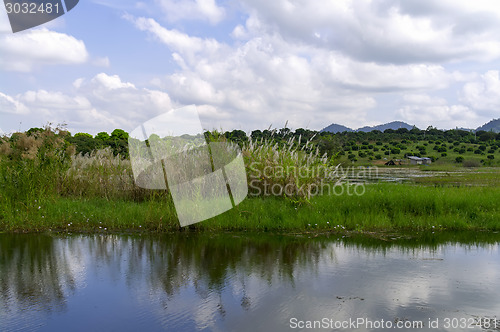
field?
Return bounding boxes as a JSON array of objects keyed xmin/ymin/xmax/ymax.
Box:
[
  {"xmin": 0, "ymin": 127, "xmax": 499, "ymax": 234},
  {"xmin": 337, "ymin": 140, "xmax": 500, "ymax": 167}
]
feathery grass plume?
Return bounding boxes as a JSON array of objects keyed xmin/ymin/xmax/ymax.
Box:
[
  {"xmin": 0, "ymin": 126, "xmax": 73, "ymax": 215},
  {"xmin": 64, "ymin": 147, "xmax": 152, "ymax": 201},
  {"xmin": 242, "ymin": 130, "xmax": 335, "ymax": 202}
]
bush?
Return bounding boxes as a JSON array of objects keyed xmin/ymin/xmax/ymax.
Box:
[
  {"xmin": 487, "ymin": 154, "xmax": 495, "ymax": 160},
  {"xmin": 463, "ymin": 160, "xmax": 481, "ymax": 167},
  {"xmin": 455, "ymin": 156, "xmax": 464, "ymax": 163}
]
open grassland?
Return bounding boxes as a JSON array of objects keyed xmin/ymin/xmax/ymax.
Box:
[{"xmin": 338, "ymin": 139, "xmax": 500, "ymax": 167}]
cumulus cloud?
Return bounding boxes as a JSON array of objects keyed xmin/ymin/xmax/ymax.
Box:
[
  {"xmin": 3, "ymin": 0, "xmax": 499, "ymax": 132},
  {"xmin": 0, "ymin": 73, "xmax": 172, "ymax": 134},
  {"xmin": 0, "ymin": 92, "xmax": 30, "ymax": 115},
  {"xmin": 155, "ymin": 0, "xmax": 225, "ymax": 25},
  {"xmin": 461, "ymin": 70, "xmax": 500, "ymax": 113},
  {"xmin": 124, "ymin": 15, "xmax": 224, "ymax": 65},
  {"xmin": 396, "ymin": 94, "xmax": 479, "ymax": 129},
  {"xmin": 0, "ymin": 28, "xmax": 89, "ymax": 72},
  {"xmin": 124, "ymin": 15, "xmax": 458, "ymax": 130},
  {"xmin": 239, "ymin": 0, "xmax": 500, "ymax": 64}
]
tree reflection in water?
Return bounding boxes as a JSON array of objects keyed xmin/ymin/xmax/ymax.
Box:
[
  {"xmin": 2, "ymin": 231, "xmax": 498, "ymax": 331},
  {"xmin": 0, "ymin": 234, "xmax": 77, "ymax": 314}
]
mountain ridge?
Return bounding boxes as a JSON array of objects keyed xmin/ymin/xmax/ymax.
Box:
[
  {"xmin": 321, "ymin": 121, "xmax": 416, "ymax": 133},
  {"xmin": 321, "ymin": 119, "xmax": 500, "ymax": 133}
]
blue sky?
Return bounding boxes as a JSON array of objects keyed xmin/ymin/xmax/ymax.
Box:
[{"xmin": 1, "ymin": 0, "xmax": 500, "ymax": 135}]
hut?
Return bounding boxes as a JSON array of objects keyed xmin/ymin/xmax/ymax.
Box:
[{"xmin": 408, "ymin": 156, "xmax": 432, "ymax": 165}]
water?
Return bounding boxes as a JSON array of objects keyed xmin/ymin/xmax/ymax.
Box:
[{"xmin": 1, "ymin": 233, "xmax": 499, "ymax": 331}]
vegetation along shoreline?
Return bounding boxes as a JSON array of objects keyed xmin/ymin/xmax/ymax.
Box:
[{"xmin": 1, "ymin": 125, "xmax": 499, "ymax": 234}]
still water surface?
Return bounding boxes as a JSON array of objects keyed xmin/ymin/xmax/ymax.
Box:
[{"xmin": 1, "ymin": 232, "xmax": 499, "ymax": 331}]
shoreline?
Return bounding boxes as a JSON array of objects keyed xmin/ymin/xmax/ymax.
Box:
[{"xmin": 2, "ymin": 183, "xmax": 499, "ymax": 234}]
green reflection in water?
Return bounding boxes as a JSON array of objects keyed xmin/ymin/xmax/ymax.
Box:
[{"xmin": 0, "ymin": 231, "xmax": 499, "ymax": 331}]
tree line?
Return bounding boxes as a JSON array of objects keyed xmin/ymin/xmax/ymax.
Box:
[{"xmin": 5, "ymin": 126, "xmax": 499, "ymax": 160}]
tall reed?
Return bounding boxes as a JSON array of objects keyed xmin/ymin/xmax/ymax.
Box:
[
  {"xmin": 0, "ymin": 128, "xmax": 72, "ymax": 209},
  {"xmin": 242, "ymin": 132, "xmax": 337, "ymax": 201}
]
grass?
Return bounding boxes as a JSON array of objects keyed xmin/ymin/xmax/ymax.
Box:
[
  {"xmin": 2, "ymin": 183, "xmax": 499, "ymax": 233},
  {"xmin": 339, "ymin": 140, "xmax": 500, "ymax": 167},
  {"xmin": 412, "ymin": 168, "xmax": 500, "ymax": 186},
  {"xmin": 1, "ymin": 127, "xmax": 499, "ymax": 234}
]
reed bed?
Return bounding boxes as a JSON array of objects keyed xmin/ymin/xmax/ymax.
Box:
[
  {"xmin": 63, "ymin": 147, "xmax": 151, "ymax": 201},
  {"xmin": 243, "ymin": 133, "xmax": 336, "ymax": 201}
]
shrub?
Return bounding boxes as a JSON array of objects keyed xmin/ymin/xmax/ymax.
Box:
[
  {"xmin": 463, "ymin": 160, "xmax": 481, "ymax": 167},
  {"xmin": 455, "ymin": 156, "xmax": 464, "ymax": 163}
]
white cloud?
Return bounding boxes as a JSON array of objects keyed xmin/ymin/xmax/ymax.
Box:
[
  {"xmin": 461, "ymin": 70, "xmax": 500, "ymax": 113},
  {"xmin": 396, "ymin": 94, "xmax": 479, "ymax": 129},
  {"xmin": 0, "ymin": 73, "xmax": 172, "ymax": 134},
  {"xmin": 0, "ymin": 92, "xmax": 29, "ymax": 114},
  {"xmin": 124, "ymin": 15, "xmax": 224, "ymax": 65},
  {"xmin": 125, "ymin": 15, "xmax": 455, "ymax": 130},
  {"xmin": 92, "ymin": 56, "xmax": 111, "ymax": 67},
  {"xmin": 239, "ymin": 0, "xmax": 500, "ymax": 64},
  {"xmin": 155, "ymin": 0, "xmax": 225, "ymax": 25},
  {"xmin": 0, "ymin": 28, "xmax": 89, "ymax": 72}
]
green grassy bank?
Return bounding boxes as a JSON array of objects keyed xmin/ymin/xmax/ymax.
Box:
[
  {"xmin": 1, "ymin": 128, "xmax": 499, "ymax": 234},
  {"xmin": 2, "ymin": 183, "xmax": 499, "ymax": 233}
]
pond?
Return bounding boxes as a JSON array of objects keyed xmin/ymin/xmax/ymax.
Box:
[{"xmin": 1, "ymin": 232, "xmax": 499, "ymax": 331}]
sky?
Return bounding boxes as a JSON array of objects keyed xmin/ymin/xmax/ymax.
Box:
[{"xmin": 1, "ymin": 0, "xmax": 500, "ymax": 135}]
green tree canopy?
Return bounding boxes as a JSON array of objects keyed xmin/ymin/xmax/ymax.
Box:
[
  {"xmin": 95, "ymin": 132, "xmax": 110, "ymax": 141},
  {"xmin": 111, "ymin": 129, "xmax": 129, "ymax": 140},
  {"xmin": 74, "ymin": 132, "xmax": 93, "ymax": 138}
]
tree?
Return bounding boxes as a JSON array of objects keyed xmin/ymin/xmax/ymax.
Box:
[
  {"xmin": 111, "ymin": 129, "xmax": 129, "ymax": 140},
  {"xmin": 251, "ymin": 130, "xmax": 262, "ymax": 140},
  {"xmin": 74, "ymin": 132, "xmax": 92, "ymax": 138},
  {"xmin": 228, "ymin": 129, "xmax": 247, "ymax": 144},
  {"xmin": 27, "ymin": 127, "xmax": 44, "ymax": 136},
  {"xmin": 477, "ymin": 131, "xmax": 496, "ymax": 142},
  {"xmin": 95, "ymin": 132, "xmax": 110, "ymax": 141}
]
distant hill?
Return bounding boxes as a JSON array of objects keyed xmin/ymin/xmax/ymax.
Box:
[
  {"xmin": 476, "ymin": 118, "xmax": 500, "ymax": 133},
  {"xmin": 321, "ymin": 121, "xmax": 416, "ymax": 133},
  {"xmin": 320, "ymin": 123, "xmax": 353, "ymax": 133},
  {"xmin": 357, "ymin": 121, "xmax": 415, "ymax": 132}
]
